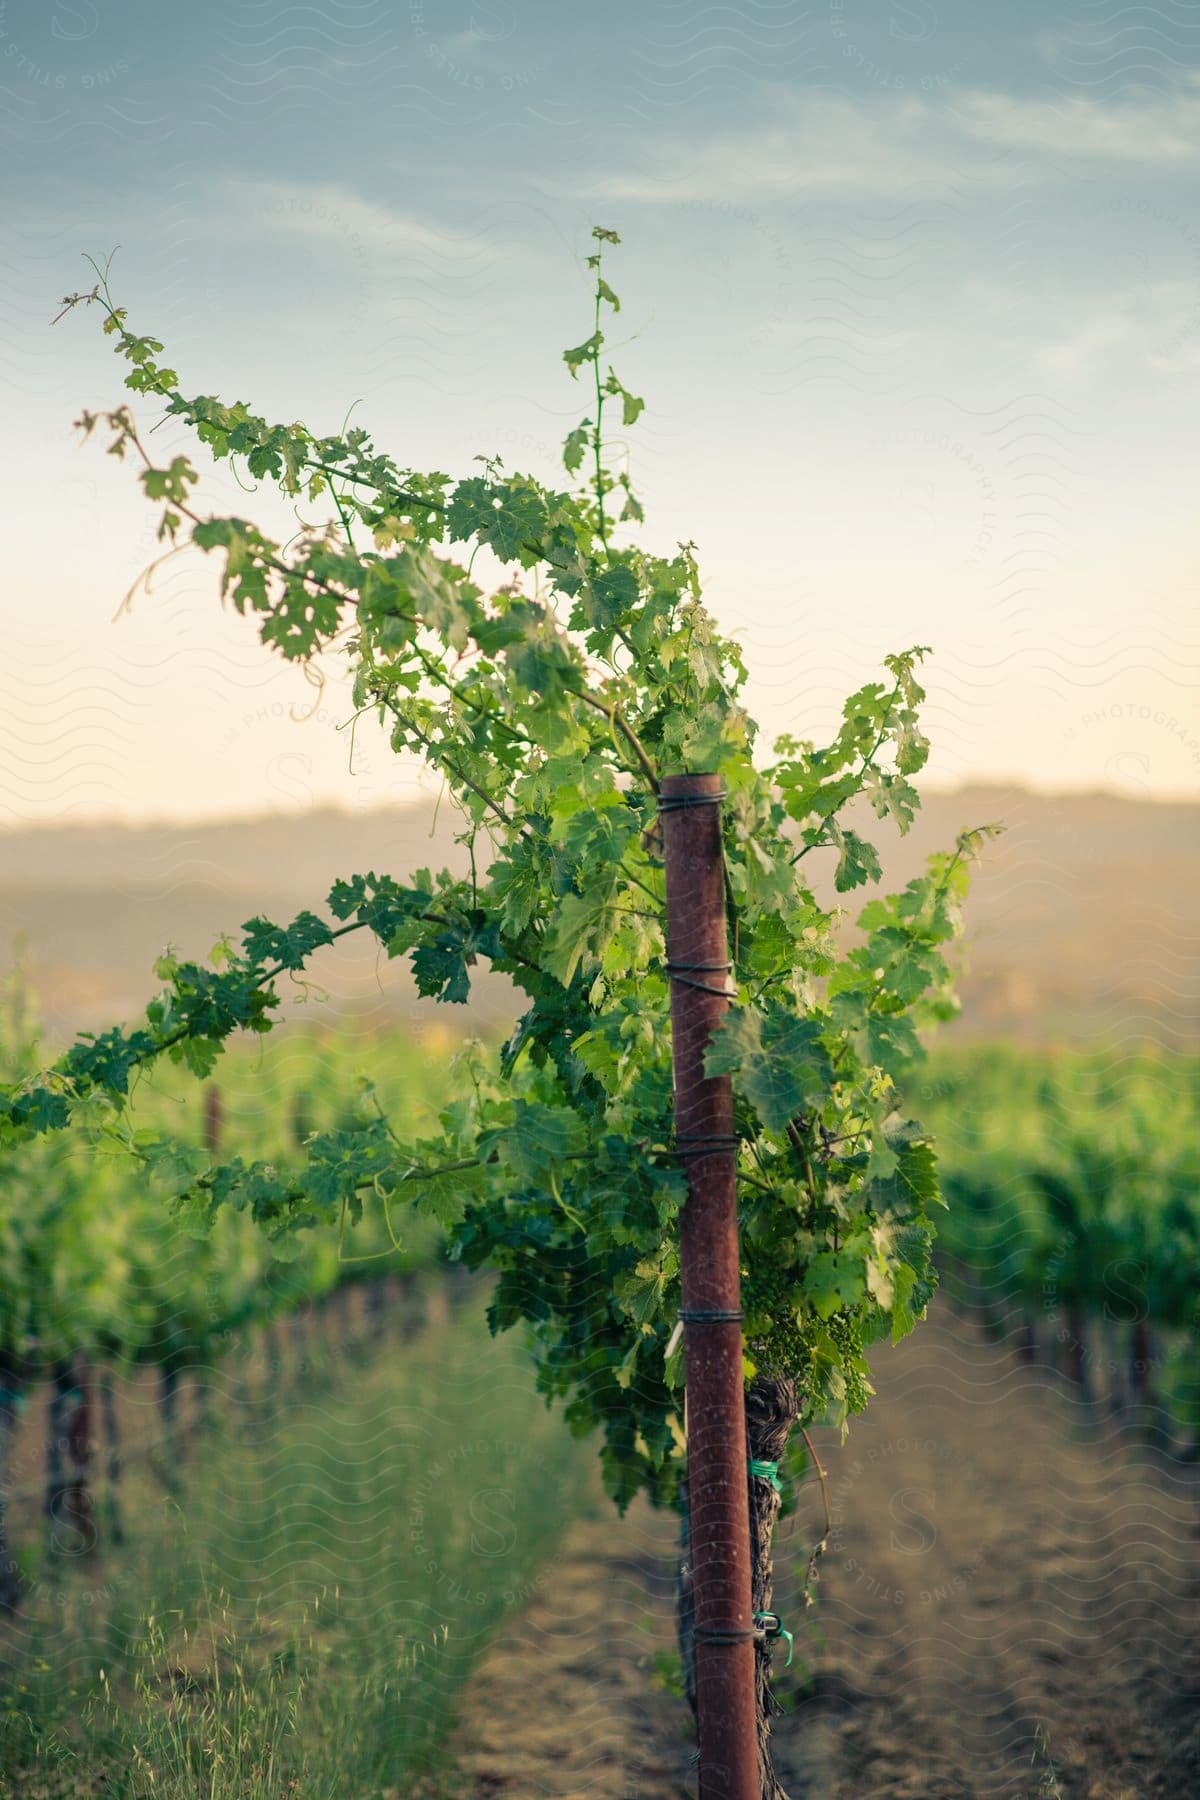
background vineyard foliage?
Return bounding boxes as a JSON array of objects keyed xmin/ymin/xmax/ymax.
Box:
[
  {"xmin": 0, "ymin": 971, "xmax": 449, "ymax": 1382},
  {"xmin": 919, "ymin": 1045, "xmax": 1200, "ymax": 1430}
]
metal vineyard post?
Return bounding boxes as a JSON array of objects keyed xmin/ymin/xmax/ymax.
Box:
[{"xmin": 661, "ymin": 772, "xmax": 758, "ymax": 1799}]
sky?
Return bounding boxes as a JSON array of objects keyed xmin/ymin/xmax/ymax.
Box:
[{"xmin": 2, "ymin": 0, "xmax": 1199, "ymax": 826}]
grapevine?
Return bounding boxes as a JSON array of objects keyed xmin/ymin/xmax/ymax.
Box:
[{"xmin": 2, "ymin": 230, "xmax": 993, "ymax": 1793}]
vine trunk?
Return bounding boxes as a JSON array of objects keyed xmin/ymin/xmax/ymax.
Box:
[
  {"xmin": 678, "ymin": 1374, "xmax": 801, "ymax": 1799},
  {"xmin": 0, "ymin": 1367, "xmax": 23, "ymax": 1610}
]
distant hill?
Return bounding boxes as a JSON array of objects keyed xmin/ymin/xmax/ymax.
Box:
[{"xmin": 0, "ymin": 786, "xmax": 1195, "ymax": 1050}]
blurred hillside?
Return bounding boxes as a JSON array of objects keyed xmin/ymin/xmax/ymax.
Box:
[{"xmin": 0, "ymin": 786, "xmax": 1195, "ymax": 1050}]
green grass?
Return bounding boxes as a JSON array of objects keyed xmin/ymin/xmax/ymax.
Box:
[{"xmin": 0, "ymin": 1301, "xmax": 589, "ymax": 1798}]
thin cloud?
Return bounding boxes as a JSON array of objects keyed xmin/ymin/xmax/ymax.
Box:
[
  {"xmin": 590, "ymin": 80, "xmax": 1200, "ymax": 205},
  {"xmin": 1036, "ymin": 280, "xmax": 1200, "ymax": 381},
  {"xmin": 954, "ymin": 82, "xmax": 1200, "ymax": 165},
  {"xmin": 591, "ymin": 93, "xmax": 993, "ymax": 202},
  {"xmin": 223, "ymin": 179, "xmax": 455, "ymax": 253}
]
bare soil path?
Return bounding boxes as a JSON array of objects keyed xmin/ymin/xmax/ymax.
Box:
[
  {"xmin": 433, "ymin": 1302, "xmax": 1200, "ymax": 1798},
  {"xmin": 414, "ymin": 1492, "xmax": 692, "ymax": 1799}
]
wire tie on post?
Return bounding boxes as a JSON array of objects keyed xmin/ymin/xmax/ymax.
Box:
[
  {"xmin": 662, "ymin": 958, "xmax": 737, "ymax": 998},
  {"xmin": 678, "ymin": 1306, "xmax": 743, "ymax": 1324},
  {"xmin": 693, "ymin": 1624, "xmax": 757, "ymax": 1646},
  {"xmin": 656, "ymin": 787, "xmax": 727, "ymax": 813},
  {"xmin": 672, "ymin": 1133, "xmax": 740, "ymax": 1158}
]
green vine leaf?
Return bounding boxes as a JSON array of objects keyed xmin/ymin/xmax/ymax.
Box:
[{"xmin": 705, "ymin": 1005, "xmax": 831, "ymax": 1135}]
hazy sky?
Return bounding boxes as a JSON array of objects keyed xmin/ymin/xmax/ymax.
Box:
[{"xmin": 3, "ymin": 0, "xmax": 1199, "ymax": 825}]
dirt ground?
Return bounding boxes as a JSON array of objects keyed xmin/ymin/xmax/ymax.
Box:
[
  {"xmin": 430, "ymin": 1302, "xmax": 1200, "ymax": 1799},
  {"xmin": 413, "ymin": 1494, "xmax": 689, "ymax": 1800}
]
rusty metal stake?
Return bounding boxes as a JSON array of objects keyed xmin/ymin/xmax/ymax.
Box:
[
  {"xmin": 661, "ymin": 771, "xmax": 758, "ymax": 1800},
  {"xmin": 204, "ymin": 1083, "xmax": 222, "ymax": 1153}
]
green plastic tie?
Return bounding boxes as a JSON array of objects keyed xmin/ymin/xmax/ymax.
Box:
[
  {"xmin": 754, "ymin": 1610, "xmax": 794, "ymax": 1667},
  {"xmin": 748, "ymin": 1458, "xmax": 782, "ymax": 1494}
]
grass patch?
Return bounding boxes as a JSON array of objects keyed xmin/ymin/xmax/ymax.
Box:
[{"xmin": 0, "ymin": 1302, "xmax": 589, "ymax": 1797}]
